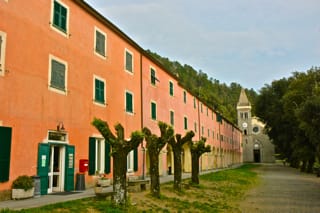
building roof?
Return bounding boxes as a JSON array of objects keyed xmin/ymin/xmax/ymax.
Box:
[{"xmin": 237, "ymin": 88, "xmax": 251, "ymax": 107}]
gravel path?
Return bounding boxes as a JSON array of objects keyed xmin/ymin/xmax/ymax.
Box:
[{"xmin": 239, "ymin": 164, "xmax": 320, "ymax": 213}]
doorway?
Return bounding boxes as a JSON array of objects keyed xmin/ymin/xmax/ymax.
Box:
[
  {"xmin": 253, "ymin": 149, "xmax": 261, "ymax": 163},
  {"xmin": 48, "ymin": 145, "xmax": 65, "ymax": 193}
]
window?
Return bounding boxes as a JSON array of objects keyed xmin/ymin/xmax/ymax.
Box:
[
  {"xmin": 184, "ymin": 117, "xmax": 188, "ymax": 130},
  {"xmin": 206, "ymin": 107, "xmax": 208, "ymax": 116},
  {"xmin": 125, "ymin": 91, "xmax": 134, "ymax": 113},
  {"xmin": 150, "ymin": 67, "xmax": 156, "ymax": 85},
  {"xmin": 93, "ymin": 76, "xmax": 106, "ymax": 105},
  {"xmin": 151, "ymin": 101, "xmax": 157, "ymax": 120},
  {"xmin": 0, "ymin": 31, "xmax": 6, "ymax": 76},
  {"xmin": 52, "ymin": 0, "xmax": 69, "ymax": 34},
  {"xmin": 169, "ymin": 81, "xmax": 174, "ymax": 96},
  {"xmin": 125, "ymin": 49, "xmax": 133, "ymax": 73},
  {"xmin": 194, "ymin": 97, "xmax": 197, "ymax": 109},
  {"xmin": 127, "ymin": 148, "xmax": 138, "ymax": 172},
  {"xmin": 194, "ymin": 122, "xmax": 197, "ymax": 133},
  {"xmin": 208, "ymin": 129, "xmax": 210, "ymax": 137},
  {"xmin": 183, "ymin": 91, "xmax": 187, "ymax": 103},
  {"xmin": 201, "ymin": 126, "xmax": 204, "ymax": 136},
  {"xmin": 49, "ymin": 55, "xmax": 67, "ymax": 94},
  {"xmin": 0, "ymin": 127, "xmax": 12, "ymax": 182},
  {"xmin": 201, "ymin": 104, "xmax": 203, "ymax": 113},
  {"xmin": 170, "ymin": 110, "xmax": 174, "ymax": 126},
  {"xmin": 94, "ymin": 27, "xmax": 106, "ymax": 58},
  {"xmin": 88, "ymin": 137, "xmax": 111, "ymax": 175}
]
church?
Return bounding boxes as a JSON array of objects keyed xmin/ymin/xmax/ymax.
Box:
[{"xmin": 237, "ymin": 89, "xmax": 275, "ymax": 163}]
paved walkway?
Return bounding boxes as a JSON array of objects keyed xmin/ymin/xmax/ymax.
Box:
[
  {"xmin": 0, "ymin": 166, "xmax": 236, "ymax": 210},
  {"xmin": 240, "ymin": 164, "xmax": 320, "ymax": 213}
]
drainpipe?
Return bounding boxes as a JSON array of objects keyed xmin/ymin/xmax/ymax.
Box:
[{"xmin": 140, "ymin": 53, "xmax": 145, "ymax": 180}]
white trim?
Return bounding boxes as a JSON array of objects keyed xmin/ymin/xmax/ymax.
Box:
[
  {"xmin": 50, "ymin": 0, "xmax": 70, "ymax": 38},
  {"xmin": 94, "ymin": 26, "xmax": 107, "ymax": 59},
  {"xmin": 0, "ymin": 31, "xmax": 7, "ymax": 76},
  {"xmin": 124, "ymin": 48, "xmax": 134, "ymax": 74},
  {"xmin": 95, "ymin": 138, "xmax": 105, "ymax": 174},
  {"xmin": 48, "ymin": 54, "xmax": 68, "ymax": 95},
  {"xmin": 125, "ymin": 90, "xmax": 134, "ymax": 115},
  {"xmin": 93, "ymin": 74, "xmax": 107, "ymax": 107}
]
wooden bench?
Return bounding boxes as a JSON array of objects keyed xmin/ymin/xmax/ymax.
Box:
[{"xmin": 127, "ymin": 179, "xmax": 150, "ymax": 192}]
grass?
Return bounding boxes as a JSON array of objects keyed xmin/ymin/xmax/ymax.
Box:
[{"xmin": 1, "ymin": 164, "xmax": 259, "ymax": 213}]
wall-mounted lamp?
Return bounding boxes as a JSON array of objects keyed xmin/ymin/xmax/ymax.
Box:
[{"xmin": 57, "ymin": 122, "xmax": 65, "ymax": 131}]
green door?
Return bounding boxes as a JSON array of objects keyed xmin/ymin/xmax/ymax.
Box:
[
  {"xmin": 64, "ymin": 145, "xmax": 75, "ymax": 191},
  {"xmin": 37, "ymin": 143, "xmax": 50, "ymax": 195},
  {"xmin": 0, "ymin": 127, "xmax": 12, "ymax": 182}
]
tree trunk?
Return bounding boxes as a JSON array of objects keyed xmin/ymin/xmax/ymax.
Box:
[
  {"xmin": 149, "ymin": 150, "xmax": 160, "ymax": 198},
  {"xmin": 112, "ymin": 152, "xmax": 127, "ymax": 205},
  {"xmin": 191, "ymin": 153, "xmax": 200, "ymax": 184},
  {"xmin": 173, "ymin": 146, "xmax": 182, "ymax": 191}
]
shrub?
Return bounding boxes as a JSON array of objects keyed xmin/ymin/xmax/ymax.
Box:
[{"xmin": 12, "ymin": 175, "xmax": 34, "ymax": 191}]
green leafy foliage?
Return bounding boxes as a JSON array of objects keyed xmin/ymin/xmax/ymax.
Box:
[
  {"xmin": 12, "ymin": 175, "xmax": 34, "ymax": 191},
  {"xmin": 146, "ymin": 50, "xmax": 258, "ymax": 122}
]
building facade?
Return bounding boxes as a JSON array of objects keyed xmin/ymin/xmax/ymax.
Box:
[
  {"xmin": 237, "ymin": 89, "xmax": 275, "ymax": 163},
  {"xmin": 0, "ymin": 0, "xmax": 242, "ymax": 197}
]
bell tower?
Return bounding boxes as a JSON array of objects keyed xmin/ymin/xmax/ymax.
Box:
[{"xmin": 237, "ymin": 88, "xmax": 253, "ymax": 162}]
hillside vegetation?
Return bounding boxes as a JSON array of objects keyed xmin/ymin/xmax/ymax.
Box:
[{"xmin": 146, "ymin": 50, "xmax": 258, "ymax": 123}]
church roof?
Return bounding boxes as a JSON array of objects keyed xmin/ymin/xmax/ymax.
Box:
[{"xmin": 237, "ymin": 88, "xmax": 251, "ymax": 107}]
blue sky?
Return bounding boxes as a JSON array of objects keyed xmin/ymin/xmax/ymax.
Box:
[{"xmin": 85, "ymin": 0, "xmax": 320, "ymax": 91}]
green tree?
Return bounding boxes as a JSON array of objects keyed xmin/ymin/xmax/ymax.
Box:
[
  {"xmin": 143, "ymin": 122, "xmax": 173, "ymax": 198},
  {"xmin": 91, "ymin": 118, "xmax": 144, "ymax": 205},
  {"xmin": 189, "ymin": 137, "xmax": 211, "ymax": 184},
  {"xmin": 168, "ymin": 131, "xmax": 195, "ymax": 191}
]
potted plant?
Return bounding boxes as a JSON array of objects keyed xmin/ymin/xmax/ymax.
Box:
[
  {"xmin": 12, "ymin": 175, "xmax": 34, "ymax": 199},
  {"xmin": 94, "ymin": 173, "xmax": 111, "ymax": 195}
]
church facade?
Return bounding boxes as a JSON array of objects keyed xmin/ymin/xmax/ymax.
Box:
[{"xmin": 237, "ymin": 89, "xmax": 275, "ymax": 163}]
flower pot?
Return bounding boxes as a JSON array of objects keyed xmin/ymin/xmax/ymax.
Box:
[
  {"xmin": 97, "ymin": 179, "xmax": 110, "ymax": 187},
  {"xmin": 12, "ymin": 187, "xmax": 34, "ymax": 200}
]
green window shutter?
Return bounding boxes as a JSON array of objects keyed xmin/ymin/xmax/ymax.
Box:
[
  {"xmin": 125, "ymin": 51, "xmax": 133, "ymax": 72},
  {"xmin": 169, "ymin": 82, "xmax": 173, "ymax": 96},
  {"xmin": 151, "ymin": 68, "xmax": 156, "ymax": 85},
  {"xmin": 170, "ymin": 111, "xmax": 174, "ymax": 126},
  {"xmin": 151, "ymin": 102, "xmax": 156, "ymax": 120},
  {"xmin": 64, "ymin": 145, "xmax": 75, "ymax": 191},
  {"xmin": 184, "ymin": 117, "xmax": 188, "ymax": 130},
  {"xmin": 95, "ymin": 30, "xmax": 105, "ymax": 56},
  {"xmin": 95, "ymin": 78, "xmax": 105, "ymax": 103},
  {"xmin": 51, "ymin": 59, "xmax": 65, "ymax": 91},
  {"xmin": 104, "ymin": 142, "xmax": 111, "ymax": 174},
  {"xmin": 88, "ymin": 137, "xmax": 96, "ymax": 175},
  {"xmin": 53, "ymin": 1, "xmax": 67, "ymax": 32},
  {"xmin": 0, "ymin": 127, "xmax": 12, "ymax": 182},
  {"xmin": 133, "ymin": 148, "xmax": 138, "ymax": 172},
  {"xmin": 126, "ymin": 92, "xmax": 133, "ymax": 113}
]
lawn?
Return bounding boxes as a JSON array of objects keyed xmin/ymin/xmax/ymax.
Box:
[{"xmin": 1, "ymin": 164, "xmax": 259, "ymax": 213}]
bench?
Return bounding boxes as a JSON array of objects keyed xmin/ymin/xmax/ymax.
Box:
[{"xmin": 127, "ymin": 179, "xmax": 150, "ymax": 192}]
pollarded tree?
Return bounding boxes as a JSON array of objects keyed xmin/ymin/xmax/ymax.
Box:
[
  {"xmin": 168, "ymin": 130, "xmax": 195, "ymax": 191},
  {"xmin": 91, "ymin": 118, "xmax": 144, "ymax": 205},
  {"xmin": 189, "ymin": 137, "xmax": 211, "ymax": 184},
  {"xmin": 143, "ymin": 122, "xmax": 174, "ymax": 198}
]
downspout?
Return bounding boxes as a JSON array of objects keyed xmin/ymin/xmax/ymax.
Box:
[{"xmin": 140, "ymin": 53, "xmax": 145, "ymax": 180}]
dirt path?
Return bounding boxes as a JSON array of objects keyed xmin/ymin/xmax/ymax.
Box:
[{"xmin": 239, "ymin": 164, "xmax": 320, "ymax": 213}]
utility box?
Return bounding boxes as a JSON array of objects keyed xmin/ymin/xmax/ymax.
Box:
[{"xmin": 79, "ymin": 159, "xmax": 88, "ymax": 173}]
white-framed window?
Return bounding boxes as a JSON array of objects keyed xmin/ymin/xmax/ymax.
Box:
[
  {"xmin": 169, "ymin": 80, "xmax": 174, "ymax": 96},
  {"xmin": 48, "ymin": 54, "xmax": 68, "ymax": 95},
  {"xmin": 151, "ymin": 101, "xmax": 157, "ymax": 120},
  {"xmin": 125, "ymin": 49, "xmax": 133, "ymax": 73},
  {"xmin": 0, "ymin": 31, "xmax": 7, "ymax": 76},
  {"xmin": 94, "ymin": 27, "xmax": 107, "ymax": 59},
  {"xmin": 125, "ymin": 90, "xmax": 134, "ymax": 114},
  {"xmin": 93, "ymin": 75, "xmax": 106, "ymax": 106},
  {"xmin": 150, "ymin": 66, "xmax": 157, "ymax": 85},
  {"xmin": 127, "ymin": 150, "xmax": 134, "ymax": 172},
  {"xmin": 50, "ymin": 0, "xmax": 69, "ymax": 37},
  {"xmin": 170, "ymin": 110, "xmax": 174, "ymax": 126}
]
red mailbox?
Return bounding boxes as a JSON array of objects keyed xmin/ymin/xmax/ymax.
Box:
[{"xmin": 79, "ymin": 159, "xmax": 88, "ymax": 173}]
